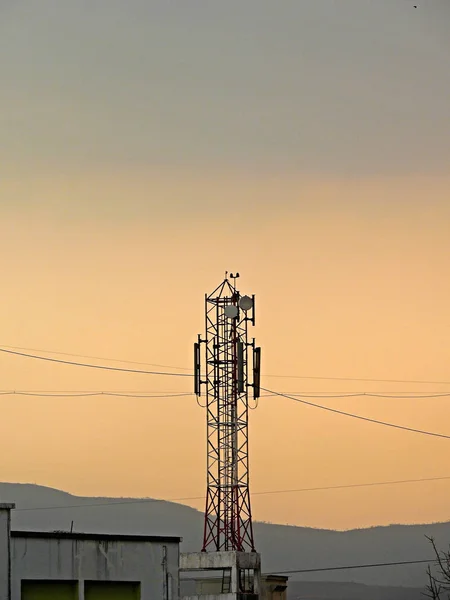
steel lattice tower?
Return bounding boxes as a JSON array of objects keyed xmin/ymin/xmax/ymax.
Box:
[{"xmin": 194, "ymin": 274, "xmax": 261, "ymax": 553}]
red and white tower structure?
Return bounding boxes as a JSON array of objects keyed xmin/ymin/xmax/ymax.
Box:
[
  {"xmin": 194, "ymin": 273, "xmax": 261, "ymax": 553},
  {"xmin": 180, "ymin": 274, "xmax": 262, "ymax": 600}
]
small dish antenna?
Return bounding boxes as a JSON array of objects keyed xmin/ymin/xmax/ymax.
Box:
[
  {"xmin": 224, "ymin": 305, "xmax": 238, "ymax": 319},
  {"xmin": 239, "ymin": 296, "xmax": 253, "ymax": 311}
]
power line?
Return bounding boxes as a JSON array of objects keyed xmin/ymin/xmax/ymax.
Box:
[
  {"xmin": 0, "ymin": 345, "xmax": 191, "ymax": 371},
  {"xmin": 261, "ymin": 387, "xmax": 450, "ymax": 440},
  {"xmin": 269, "ymin": 558, "xmax": 436, "ymax": 575},
  {"xmin": 252, "ymin": 475, "xmax": 450, "ymax": 496},
  {"xmin": 15, "ymin": 495, "xmax": 203, "ymax": 512},
  {"xmin": 13, "ymin": 474, "xmax": 450, "ymax": 512},
  {"xmin": 263, "ymin": 392, "xmax": 450, "ymax": 399},
  {"xmin": 0, "ymin": 389, "xmax": 188, "ymax": 393},
  {"xmin": 263, "ymin": 374, "xmax": 450, "ymax": 385},
  {"xmin": 0, "ymin": 391, "xmax": 192, "ymax": 398},
  {"xmin": 3, "ymin": 344, "xmax": 450, "ymax": 386},
  {"xmin": 0, "ymin": 348, "xmax": 192, "ymax": 378},
  {"xmin": 2, "ymin": 390, "xmax": 450, "ymax": 399}
]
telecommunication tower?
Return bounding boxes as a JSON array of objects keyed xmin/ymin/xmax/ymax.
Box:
[{"xmin": 194, "ymin": 273, "xmax": 261, "ymax": 553}]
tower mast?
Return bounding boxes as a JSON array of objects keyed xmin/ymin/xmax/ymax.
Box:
[{"xmin": 194, "ymin": 273, "xmax": 261, "ymax": 552}]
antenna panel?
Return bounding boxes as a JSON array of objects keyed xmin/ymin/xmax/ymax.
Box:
[
  {"xmin": 253, "ymin": 347, "xmax": 261, "ymax": 399},
  {"xmin": 237, "ymin": 340, "xmax": 245, "ymax": 393},
  {"xmin": 194, "ymin": 341, "xmax": 201, "ymax": 396}
]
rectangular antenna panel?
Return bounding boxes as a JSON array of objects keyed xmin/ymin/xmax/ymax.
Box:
[
  {"xmin": 194, "ymin": 341, "xmax": 201, "ymax": 396},
  {"xmin": 237, "ymin": 341, "xmax": 244, "ymax": 393},
  {"xmin": 253, "ymin": 347, "xmax": 261, "ymax": 399}
]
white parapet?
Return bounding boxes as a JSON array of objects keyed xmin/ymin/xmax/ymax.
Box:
[
  {"xmin": 182, "ymin": 595, "xmax": 237, "ymax": 600},
  {"xmin": 180, "ymin": 551, "xmax": 261, "ymax": 571}
]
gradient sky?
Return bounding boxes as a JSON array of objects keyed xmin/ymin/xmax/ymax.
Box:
[{"xmin": 1, "ymin": 1, "xmax": 450, "ymax": 531}]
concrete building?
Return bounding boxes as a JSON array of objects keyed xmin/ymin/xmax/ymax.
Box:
[
  {"xmin": 0, "ymin": 504, "xmax": 181, "ymax": 600},
  {"xmin": 180, "ymin": 551, "xmax": 261, "ymax": 600},
  {"xmin": 183, "ymin": 574, "xmax": 288, "ymax": 600},
  {"xmin": 180, "ymin": 552, "xmax": 288, "ymax": 600}
]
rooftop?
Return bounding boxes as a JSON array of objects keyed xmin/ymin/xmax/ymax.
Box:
[{"xmin": 11, "ymin": 531, "xmax": 181, "ymax": 543}]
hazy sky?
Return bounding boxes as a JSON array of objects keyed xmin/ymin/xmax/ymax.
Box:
[
  {"xmin": 2, "ymin": 0, "xmax": 450, "ymax": 176},
  {"xmin": 1, "ymin": 1, "xmax": 450, "ymax": 531}
]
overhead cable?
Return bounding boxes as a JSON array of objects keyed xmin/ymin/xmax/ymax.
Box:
[
  {"xmin": 263, "ymin": 392, "xmax": 450, "ymax": 399},
  {"xmin": 0, "ymin": 391, "xmax": 192, "ymax": 398},
  {"xmin": 269, "ymin": 557, "xmax": 436, "ymax": 575},
  {"xmin": 14, "ymin": 474, "xmax": 450, "ymax": 512},
  {"xmin": 0, "ymin": 345, "xmax": 190, "ymax": 371},
  {"xmin": 1, "ymin": 389, "xmax": 450, "ymax": 400},
  {"xmin": 263, "ymin": 374, "xmax": 450, "ymax": 385},
  {"xmin": 0, "ymin": 348, "xmax": 192, "ymax": 377},
  {"xmin": 2, "ymin": 344, "xmax": 449, "ymax": 385},
  {"xmin": 261, "ymin": 387, "xmax": 450, "ymax": 440}
]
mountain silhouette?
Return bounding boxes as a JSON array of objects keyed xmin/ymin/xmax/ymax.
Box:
[{"xmin": 2, "ymin": 482, "xmax": 448, "ymax": 589}]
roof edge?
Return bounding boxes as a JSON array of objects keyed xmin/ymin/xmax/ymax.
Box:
[{"xmin": 11, "ymin": 531, "xmax": 181, "ymax": 543}]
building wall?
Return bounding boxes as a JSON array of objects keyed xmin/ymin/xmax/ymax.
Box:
[
  {"xmin": 0, "ymin": 506, "xmax": 14, "ymax": 600},
  {"xmin": 181, "ymin": 574, "xmax": 288, "ymax": 600},
  {"xmin": 180, "ymin": 551, "xmax": 261, "ymax": 599},
  {"xmin": 260, "ymin": 577, "xmax": 288, "ymax": 600},
  {"xmin": 11, "ymin": 535, "xmax": 179, "ymax": 600}
]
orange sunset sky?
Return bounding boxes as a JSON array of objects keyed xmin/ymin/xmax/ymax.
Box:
[{"xmin": 1, "ymin": 1, "xmax": 450, "ymax": 531}]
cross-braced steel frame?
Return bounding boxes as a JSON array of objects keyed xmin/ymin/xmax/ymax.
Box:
[{"xmin": 195, "ymin": 276, "xmax": 259, "ymax": 552}]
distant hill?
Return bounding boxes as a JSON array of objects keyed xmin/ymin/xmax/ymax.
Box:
[
  {"xmin": 1, "ymin": 482, "xmax": 448, "ymax": 589},
  {"xmin": 287, "ymin": 581, "xmax": 424, "ymax": 600}
]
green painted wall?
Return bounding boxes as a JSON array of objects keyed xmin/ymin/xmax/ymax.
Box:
[
  {"xmin": 21, "ymin": 581, "xmax": 141, "ymax": 600},
  {"xmin": 85, "ymin": 582, "xmax": 140, "ymax": 600},
  {"xmin": 22, "ymin": 581, "xmax": 78, "ymax": 600}
]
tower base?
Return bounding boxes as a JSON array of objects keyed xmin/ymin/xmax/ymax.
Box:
[{"xmin": 180, "ymin": 551, "xmax": 261, "ymax": 600}]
